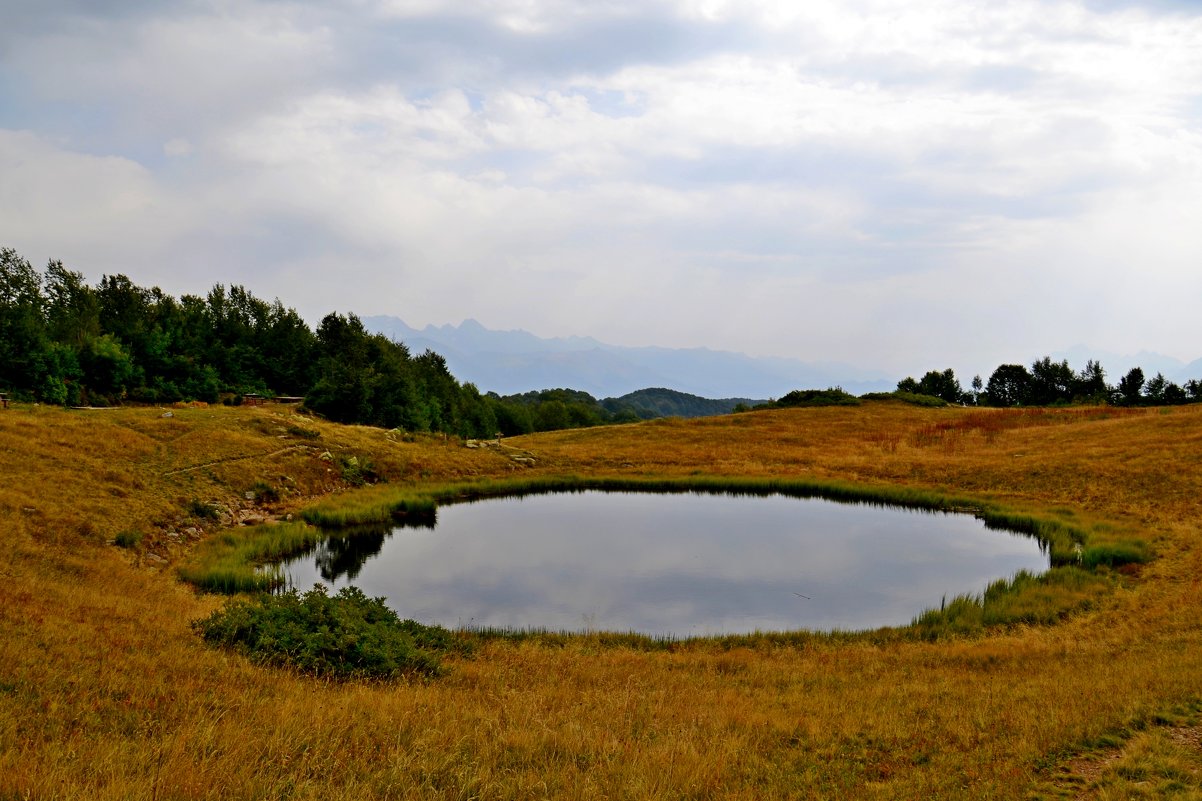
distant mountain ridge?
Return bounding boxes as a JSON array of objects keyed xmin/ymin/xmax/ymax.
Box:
[
  {"xmin": 362, "ymin": 317, "xmax": 1202, "ymax": 400},
  {"xmin": 362, "ymin": 316, "xmax": 894, "ymax": 398}
]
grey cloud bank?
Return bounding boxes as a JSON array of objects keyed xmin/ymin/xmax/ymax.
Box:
[{"xmin": 2, "ymin": 0, "xmax": 1200, "ymax": 382}]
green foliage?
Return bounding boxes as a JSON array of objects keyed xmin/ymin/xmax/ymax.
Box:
[
  {"xmin": 605, "ymin": 388, "xmax": 762, "ymax": 419},
  {"xmin": 1075, "ymin": 359, "xmax": 1108, "ymax": 402},
  {"xmin": 80, "ymin": 333, "xmax": 138, "ymax": 399},
  {"xmin": 338, "ymin": 454, "xmax": 378, "ymax": 487},
  {"xmin": 1081, "ymin": 540, "xmax": 1151, "ymax": 569},
  {"xmin": 482, "ymin": 387, "xmax": 761, "ymax": 437},
  {"xmin": 500, "ymin": 388, "xmax": 607, "ymax": 432},
  {"xmin": 186, "ymin": 498, "xmax": 220, "ymax": 521},
  {"xmin": 911, "ymin": 567, "xmax": 1110, "ymax": 637},
  {"xmin": 285, "ymin": 424, "xmax": 320, "ymax": 440},
  {"xmin": 191, "ymin": 585, "xmax": 453, "ymax": 679},
  {"xmin": 935, "ymin": 355, "xmax": 1194, "ymax": 409},
  {"xmin": 178, "ymin": 521, "xmax": 327, "ymax": 593},
  {"xmin": 250, "ymin": 481, "xmax": 281, "ymax": 503},
  {"xmin": 0, "ymin": 245, "xmax": 507, "ymax": 435},
  {"xmin": 1141, "ymin": 372, "xmax": 1185, "ymax": 405},
  {"xmin": 303, "ymin": 314, "xmax": 499, "ymax": 438},
  {"xmin": 302, "ymin": 494, "xmax": 437, "ymax": 529},
  {"xmin": 861, "ymin": 391, "xmax": 948, "ymax": 407},
  {"xmin": 896, "ymin": 368, "xmax": 964, "ymax": 404},
  {"xmin": 1029, "ymin": 357, "xmax": 1076, "ymax": 405},
  {"xmin": 0, "ymin": 247, "xmax": 52, "ymax": 400},
  {"xmin": 1117, "ymin": 367, "xmax": 1145, "ymax": 406},
  {"xmin": 114, "ymin": 530, "xmax": 143, "ymax": 549},
  {"xmin": 758, "ymin": 388, "xmax": 860, "ymax": 409},
  {"xmin": 985, "ymin": 364, "xmax": 1033, "ymax": 407}
]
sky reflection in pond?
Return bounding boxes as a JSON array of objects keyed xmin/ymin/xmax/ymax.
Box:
[{"xmin": 278, "ymin": 491, "xmax": 1048, "ymax": 637}]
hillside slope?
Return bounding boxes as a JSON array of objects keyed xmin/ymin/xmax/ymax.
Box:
[{"xmin": 2, "ymin": 401, "xmax": 1201, "ymax": 799}]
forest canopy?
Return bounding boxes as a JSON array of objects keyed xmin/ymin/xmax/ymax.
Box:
[{"xmin": 0, "ymin": 247, "xmax": 503, "ymax": 437}]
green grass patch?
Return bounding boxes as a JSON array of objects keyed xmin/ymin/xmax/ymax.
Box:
[
  {"xmin": 192, "ymin": 585, "xmax": 462, "ymax": 679},
  {"xmin": 1081, "ymin": 540, "xmax": 1152, "ymax": 569},
  {"xmin": 178, "ymin": 520, "xmax": 326, "ymax": 593},
  {"xmin": 286, "ymin": 424, "xmax": 321, "ymax": 439},
  {"xmin": 186, "ymin": 498, "xmax": 220, "ymax": 520},
  {"xmin": 249, "ymin": 481, "xmax": 281, "ymax": 503},
  {"xmin": 338, "ymin": 454, "xmax": 378, "ymax": 487},
  {"xmin": 113, "ymin": 530, "xmax": 143, "ymax": 549},
  {"xmin": 911, "ymin": 567, "xmax": 1110, "ymax": 638},
  {"xmin": 302, "ymin": 488, "xmax": 437, "ymax": 528}
]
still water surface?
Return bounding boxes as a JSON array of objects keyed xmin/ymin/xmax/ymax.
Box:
[{"xmin": 279, "ymin": 491, "xmax": 1048, "ymax": 637}]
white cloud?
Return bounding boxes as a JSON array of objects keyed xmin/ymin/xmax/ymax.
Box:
[
  {"xmin": 0, "ymin": 130, "xmax": 171, "ymax": 262},
  {"xmin": 3, "ymin": 0, "xmax": 1202, "ymax": 376},
  {"xmin": 163, "ymin": 137, "xmax": 193, "ymax": 157}
]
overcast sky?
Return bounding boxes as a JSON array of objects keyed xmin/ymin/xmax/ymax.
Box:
[{"xmin": 2, "ymin": 0, "xmax": 1200, "ymax": 376}]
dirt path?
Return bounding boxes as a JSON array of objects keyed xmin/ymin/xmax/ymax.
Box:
[{"xmin": 160, "ymin": 444, "xmax": 311, "ymax": 477}]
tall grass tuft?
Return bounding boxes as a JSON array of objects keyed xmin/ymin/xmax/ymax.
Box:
[
  {"xmin": 1081, "ymin": 541, "xmax": 1151, "ymax": 569},
  {"xmin": 178, "ymin": 521, "xmax": 327, "ymax": 593},
  {"xmin": 911, "ymin": 566, "xmax": 1110, "ymax": 638}
]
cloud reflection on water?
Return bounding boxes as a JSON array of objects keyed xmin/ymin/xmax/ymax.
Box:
[{"xmin": 280, "ymin": 492, "xmax": 1047, "ymax": 636}]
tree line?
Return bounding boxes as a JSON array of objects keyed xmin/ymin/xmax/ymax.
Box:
[
  {"xmin": 896, "ymin": 358, "xmax": 1202, "ymax": 407},
  {"xmin": 0, "ymin": 247, "xmax": 504, "ymax": 436},
  {"xmin": 6, "ymin": 247, "xmax": 1198, "ymax": 432},
  {"xmin": 0, "ymin": 246, "xmax": 751, "ymax": 437}
]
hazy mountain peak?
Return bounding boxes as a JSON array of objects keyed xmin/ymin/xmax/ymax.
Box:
[
  {"xmin": 362, "ymin": 315, "xmax": 893, "ymax": 398},
  {"xmin": 1050, "ymin": 346, "xmax": 1197, "ymax": 382}
]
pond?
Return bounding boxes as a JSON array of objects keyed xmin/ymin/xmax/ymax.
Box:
[{"xmin": 277, "ymin": 491, "xmax": 1049, "ymax": 637}]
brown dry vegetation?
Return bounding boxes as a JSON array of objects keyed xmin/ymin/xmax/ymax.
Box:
[{"xmin": 1, "ymin": 400, "xmax": 1200, "ymax": 799}]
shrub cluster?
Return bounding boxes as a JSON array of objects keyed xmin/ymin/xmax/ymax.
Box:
[
  {"xmin": 860, "ymin": 391, "xmax": 948, "ymax": 407},
  {"xmin": 192, "ymin": 585, "xmax": 461, "ymax": 679},
  {"xmin": 755, "ymin": 387, "xmax": 860, "ymax": 409}
]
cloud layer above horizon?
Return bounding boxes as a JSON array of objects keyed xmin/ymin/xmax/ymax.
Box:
[{"xmin": 3, "ymin": 0, "xmax": 1201, "ymax": 376}]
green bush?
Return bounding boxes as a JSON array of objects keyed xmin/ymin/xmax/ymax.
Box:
[
  {"xmin": 114, "ymin": 530, "xmax": 143, "ymax": 548},
  {"xmin": 339, "ymin": 454, "xmax": 378, "ymax": 487},
  {"xmin": 187, "ymin": 498, "xmax": 220, "ymax": 520},
  {"xmin": 191, "ymin": 585, "xmax": 458, "ymax": 679},
  {"xmin": 767, "ymin": 388, "xmax": 860, "ymax": 408},
  {"xmin": 251, "ymin": 481, "xmax": 281, "ymax": 503}
]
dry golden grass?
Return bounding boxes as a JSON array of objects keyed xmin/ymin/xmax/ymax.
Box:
[{"xmin": 1, "ymin": 400, "xmax": 1200, "ymax": 799}]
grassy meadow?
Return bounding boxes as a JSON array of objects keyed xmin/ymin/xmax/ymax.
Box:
[{"xmin": 1, "ymin": 400, "xmax": 1201, "ymax": 799}]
